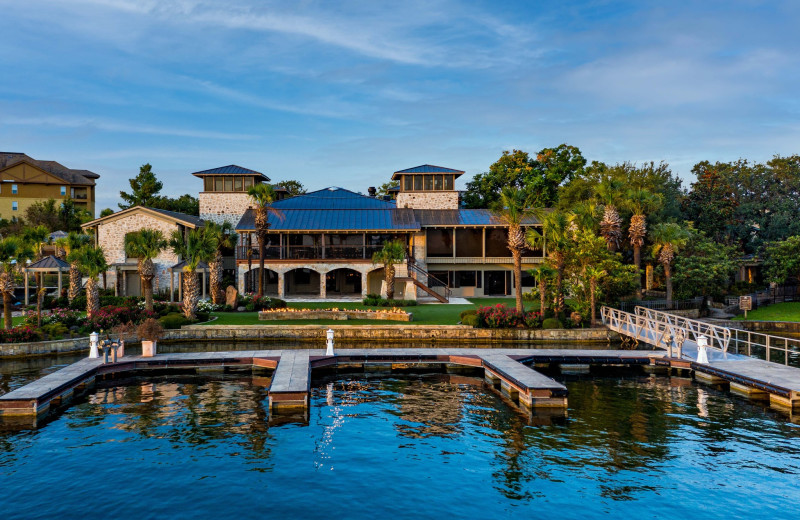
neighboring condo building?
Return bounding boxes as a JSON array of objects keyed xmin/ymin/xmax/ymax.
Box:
[{"xmin": 0, "ymin": 152, "xmax": 99, "ymax": 218}]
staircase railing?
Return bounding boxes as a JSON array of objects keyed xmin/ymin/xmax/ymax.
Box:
[{"xmin": 407, "ymin": 259, "xmax": 451, "ymax": 302}]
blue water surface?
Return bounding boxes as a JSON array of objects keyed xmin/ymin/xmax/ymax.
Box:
[{"xmin": 1, "ymin": 368, "xmax": 799, "ymax": 520}]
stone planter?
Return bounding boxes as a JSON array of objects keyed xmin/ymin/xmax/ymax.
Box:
[{"xmin": 141, "ymin": 340, "xmax": 157, "ymax": 357}]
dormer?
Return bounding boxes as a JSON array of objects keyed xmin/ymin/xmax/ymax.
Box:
[
  {"xmin": 392, "ymin": 164, "xmax": 463, "ymax": 209},
  {"xmin": 192, "ymin": 164, "xmax": 269, "ymax": 193}
]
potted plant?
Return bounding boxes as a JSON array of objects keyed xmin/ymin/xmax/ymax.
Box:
[{"xmin": 137, "ymin": 318, "xmax": 164, "ymax": 357}]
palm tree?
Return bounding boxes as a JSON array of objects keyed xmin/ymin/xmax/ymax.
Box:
[
  {"xmin": 371, "ymin": 240, "xmax": 406, "ymax": 299},
  {"xmin": 63, "ymin": 232, "xmax": 92, "ymax": 302},
  {"xmin": 124, "ymin": 229, "xmax": 167, "ymax": 311},
  {"xmin": 624, "ymin": 189, "xmax": 662, "ymax": 298},
  {"xmin": 650, "ymin": 222, "xmax": 689, "ymax": 308},
  {"xmin": 595, "ymin": 179, "xmax": 624, "ymax": 251},
  {"xmin": 23, "ymin": 225, "xmax": 51, "ymax": 326},
  {"xmin": 0, "ymin": 237, "xmax": 33, "ymax": 329},
  {"xmin": 204, "ymin": 221, "xmax": 238, "ymax": 304},
  {"xmin": 529, "ymin": 264, "xmax": 556, "ymax": 316},
  {"xmin": 73, "ymin": 245, "xmax": 108, "ymax": 318},
  {"xmin": 170, "ymin": 228, "xmax": 217, "ymax": 320},
  {"xmin": 493, "ymin": 187, "xmax": 535, "ymax": 312},
  {"xmin": 586, "ymin": 266, "xmax": 606, "ymax": 327},
  {"xmin": 247, "ymin": 183, "xmax": 283, "ymax": 297},
  {"xmin": 528, "ymin": 210, "xmax": 572, "ymax": 317}
]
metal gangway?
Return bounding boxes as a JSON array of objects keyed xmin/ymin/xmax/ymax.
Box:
[
  {"xmin": 602, "ymin": 306, "xmax": 800, "ymax": 366},
  {"xmin": 601, "ymin": 306, "xmax": 731, "ymax": 359}
]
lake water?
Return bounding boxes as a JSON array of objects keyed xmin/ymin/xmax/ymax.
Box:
[{"xmin": 1, "ymin": 353, "xmax": 799, "ymax": 519}]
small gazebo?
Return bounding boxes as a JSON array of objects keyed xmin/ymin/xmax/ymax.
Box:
[
  {"xmin": 24, "ymin": 255, "xmax": 70, "ymax": 305},
  {"xmin": 169, "ymin": 261, "xmax": 210, "ymax": 302}
]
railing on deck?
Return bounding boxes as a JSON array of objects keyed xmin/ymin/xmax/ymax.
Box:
[
  {"xmin": 729, "ymin": 328, "xmax": 800, "ymax": 367},
  {"xmin": 237, "ymin": 245, "xmax": 386, "ymax": 260}
]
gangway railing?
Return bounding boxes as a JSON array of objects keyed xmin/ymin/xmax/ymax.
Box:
[
  {"xmin": 729, "ymin": 328, "xmax": 800, "ymax": 367},
  {"xmin": 601, "ymin": 306, "xmax": 730, "ymax": 353}
]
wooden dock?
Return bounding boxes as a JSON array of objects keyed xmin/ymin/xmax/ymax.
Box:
[{"xmin": 0, "ymin": 348, "xmax": 666, "ymax": 422}]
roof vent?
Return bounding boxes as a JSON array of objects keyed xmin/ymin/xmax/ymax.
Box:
[{"xmin": 367, "ymin": 186, "xmax": 376, "ymax": 197}]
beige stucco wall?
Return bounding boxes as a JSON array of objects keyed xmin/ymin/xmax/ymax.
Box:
[
  {"xmin": 396, "ymin": 191, "xmax": 459, "ymax": 210},
  {"xmin": 199, "ymin": 192, "xmax": 251, "ymax": 225},
  {"xmin": 96, "ymin": 213, "xmax": 181, "ymax": 291}
]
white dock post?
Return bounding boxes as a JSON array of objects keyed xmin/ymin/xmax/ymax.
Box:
[
  {"xmin": 89, "ymin": 332, "xmax": 99, "ymax": 359},
  {"xmin": 326, "ymin": 328, "xmax": 335, "ymax": 356},
  {"xmin": 697, "ymin": 335, "xmax": 709, "ymax": 364}
]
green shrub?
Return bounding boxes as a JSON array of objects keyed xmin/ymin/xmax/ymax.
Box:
[
  {"xmin": 266, "ymin": 298, "xmax": 287, "ymax": 309},
  {"xmin": 459, "ymin": 309, "xmax": 477, "ymax": 320},
  {"xmin": 245, "ymin": 303, "xmax": 255, "ymax": 312},
  {"xmin": 41, "ymin": 322, "xmax": 70, "ymax": 340},
  {"xmin": 195, "ymin": 311, "xmax": 210, "ymax": 322},
  {"xmin": 159, "ymin": 312, "xmax": 190, "ymax": 329},
  {"xmin": 542, "ymin": 318, "xmax": 563, "ymax": 329},
  {"xmin": 362, "ymin": 296, "xmax": 417, "ymax": 307},
  {"xmin": 461, "ymin": 314, "xmax": 480, "ymax": 327}
]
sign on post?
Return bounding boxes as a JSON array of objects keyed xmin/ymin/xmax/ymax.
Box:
[{"xmin": 739, "ymin": 296, "xmax": 752, "ymax": 318}]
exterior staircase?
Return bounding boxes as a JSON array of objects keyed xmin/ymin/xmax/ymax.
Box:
[{"xmin": 398, "ymin": 259, "xmax": 450, "ymax": 303}]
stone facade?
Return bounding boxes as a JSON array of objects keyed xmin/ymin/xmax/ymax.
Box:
[
  {"xmin": 96, "ymin": 212, "xmax": 181, "ymax": 291},
  {"xmin": 199, "ymin": 192, "xmax": 252, "ymax": 225},
  {"xmin": 396, "ymin": 191, "xmax": 459, "ymax": 210}
]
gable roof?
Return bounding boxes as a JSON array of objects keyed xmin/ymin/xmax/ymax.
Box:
[
  {"xmin": 271, "ymin": 187, "xmax": 396, "ymax": 210},
  {"xmin": 191, "ymin": 164, "xmax": 270, "ymax": 180},
  {"xmin": 392, "ymin": 164, "xmax": 464, "ymax": 179},
  {"xmin": 82, "ymin": 206, "xmax": 204, "ymax": 229},
  {"xmin": 0, "ymin": 152, "xmax": 99, "ymax": 185}
]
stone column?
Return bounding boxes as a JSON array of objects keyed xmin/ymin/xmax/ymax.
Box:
[
  {"xmin": 404, "ymin": 280, "xmax": 417, "ymax": 301},
  {"xmin": 277, "ymin": 271, "xmax": 285, "ymax": 298},
  {"xmin": 361, "ymin": 272, "xmax": 369, "ymax": 297},
  {"xmin": 238, "ymin": 265, "xmax": 246, "ymax": 295},
  {"xmin": 320, "ymin": 271, "xmax": 327, "ymax": 298}
]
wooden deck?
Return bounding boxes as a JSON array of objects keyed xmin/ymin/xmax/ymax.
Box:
[{"xmin": 0, "ymin": 348, "xmax": 667, "ymax": 421}]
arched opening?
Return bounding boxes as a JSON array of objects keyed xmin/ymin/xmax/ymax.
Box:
[
  {"xmin": 285, "ymin": 268, "xmax": 320, "ymax": 296},
  {"xmin": 367, "ymin": 268, "xmax": 385, "ymax": 296},
  {"xmin": 244, "ymin": 268, "xmax": 279, "ymax": 295},
  {"xmin": 325, "ymin": 268, "xmax": 362, "ymax": 296}
]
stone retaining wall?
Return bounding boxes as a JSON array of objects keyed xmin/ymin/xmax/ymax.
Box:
[
  {"xmin": 0, "ymin": 325, "xmax": 619, "ymax": 358},
  {"xmin": 258, "ymin": 310, "xmax": 413, "ymax": 321}
]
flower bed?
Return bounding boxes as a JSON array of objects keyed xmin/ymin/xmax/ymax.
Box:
[{"xmin": 258, "ymin": 307, "xmax": 412, "ymax": 322}]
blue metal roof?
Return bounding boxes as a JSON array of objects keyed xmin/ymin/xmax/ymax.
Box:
[
  {"xmin": 191, "ymin": 165, "xmax": 270, "ymax": 180},
  {"xmin": 236, "ymin": 208, "xmax": 419, "ymax": 231},
  {"xmin": 413, "ymin": 209, "xmax": 541, "ymax": 227},
  {"xmin": 271, "ymin": 187, "xmax": 396, "ymax": 210},
  {"xmin": 393, "ymin": 164, "xmax": 464, "ymax": 174}
]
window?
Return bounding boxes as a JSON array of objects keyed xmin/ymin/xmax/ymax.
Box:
[
  {"xmin": 214, "ymin": 177, "xmax": 223, "ymax": 192},
  {"xmin": 60, "ymin": 186, "xmax": 67, "ymax": 196},
  {"xmin": 455, "ymin": 271, "xmax": 477, "ymax": 287},
  {"xmin": 403, "ymin": 176, "xmax": 413, "ymax": 191},
  {"xmin": 244, "ymin": 176, "xmax": 253, "ymax": 190},
  {"xmin": 204, "ymin": 177, "xmax": 213, "ymax": 191},
  {"xmin": 426, "ymin": 229, "xmax": 453, "ymax": 257},
  {"xmin": 428, "ymin": 271, "xmax": 450, "ymax": 288},
  {"xmin": 456, "ymin": 229, "xmax": 483, "ymax": 257},
  {"xmin": 485, "ymin": 228, "xmax": 512, "ymax": 257},
  {"xmin": 234, "ymin": 176, "xmax": 243, "ymax": 191},
  {"xmin": 444, "ymin": 175, "xmax": 454, "ymax": 190},
  {"xmin": 224, "ymin": 177, "xmax": 233, "ymax": 192},
  {"xmin": 434, "ymin": 175, "xmax": 443, "ymax": 190},
  {"xmin": 413, "ymin": 176, "xmax": 423, "ymax": 191},
  {"xmin": 11, "ymin": 184, "xmax": 17, "ymax": 194},
  {"xmin": 423, "ymin": 175, "xmax": 434, "ymax": 191},
  {"xmin": 11, "ymin": 201, "xmax": 18, "ymax": 211}
]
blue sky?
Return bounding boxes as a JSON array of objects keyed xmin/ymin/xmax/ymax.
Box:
[{"xmin": 1, "ymin": 0, "xmax": 798, "ymax": 213}]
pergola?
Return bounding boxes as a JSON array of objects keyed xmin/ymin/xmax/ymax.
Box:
[
  {"xmin": 24, "ymin": 255, "xmax": 69, "ymax": 305},
  {"xmin": 169, "ymin": 260, "xmax": 210, "ymax": 303}
]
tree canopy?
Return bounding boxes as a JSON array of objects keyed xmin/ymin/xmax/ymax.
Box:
[{"xmin": 119, "ymin": 163, "xmax": 163, "ymax": 209}]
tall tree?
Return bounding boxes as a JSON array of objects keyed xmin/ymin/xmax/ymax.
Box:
[
  {"xmin": 24, "ymin": 199, "xmax": 60, "ymax": 231},
  {"xmin": 493, "ymin": 187, "xmax": 535, "ymax": 312},
  {"xmin": 376, "ymin": 180, "xmax": 399, "ymax": 197},
  {"xmin": 275, "ymin": 180, "xmax": 307, "ymax": 197},
  {"xmin": 124, "ymin": 229, "xmax": 167, "ymax": 311},
  {"xmin": 0, "ymin": 237, "xmax": 33, "ymax": 329},
  {"xmin": 650, "ymin": 223, "xmax": 689, "ymax": 307},
  {"xmin": 23, "ymin": 225, "xmax": 50, "ymax": 326},
  {"xmin": 763, "ymin": 236, "xmax": 800, "ymax": 285},
  {"xmin": 73, "ymin": 245, "xmax": 108, "ymax": 318},
  {"xmin": 672, "ymin": 230, "xmax": 738, "ymax": 302},
  {"xmin": 624, "ymin": 188, "xmax": 662, "ymax": 298},
  {"xmin": 204, "ymin": 221, "xmax": 238, "ymax": 304},
  {"xmin": 528, "ymin": 210, "xmax": 572, "ymax": 316},
  {"xmin": 247, "ymin": 184, "xmax": 283, "ymax": 297},
  {"xmin": 119, "ymin": 163, "xmax": 163, "ymax": 209},
  {"xmin": 371, "ymin": 240, "xmax": 406, "ymax": 300},
  {"xmin": 58, "ymin": 198, "xmax": 91, "ymax": 232},
  {"xmin": 63, "ymin": 232, "xmax": 92, "ymax": 302},
  {"xmin": 150, "ymin": 194, "xmax": 200, "ymax": 216},
  {"xmin": 169, "ymin": 228, "xmax": 217, "ymax": 320},
  {"xmin": 682, "ymin": 161, "xmax": 739, "ymax": 245},
  {"xmin": 529, "ymin": 264, "xmax": 556, "ymax": 315},
  {"xmin": 594, "ymin": 179, "xmax": 624, "ymax": 251}
]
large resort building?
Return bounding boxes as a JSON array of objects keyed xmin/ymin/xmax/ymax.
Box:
[{"xmin": 84, "ymin": 163, "xmax": 544, "ymax": 301}]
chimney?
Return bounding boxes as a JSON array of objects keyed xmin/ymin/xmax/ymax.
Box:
[{"xmin": 367, "ymin": 186, "xmax": 376, "ymax": 197}]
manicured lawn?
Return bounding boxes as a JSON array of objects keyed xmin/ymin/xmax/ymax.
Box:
[
  {"xmin": 12, "ymin": 316, "xmax": 25, "ymax": 326},
  {"xmin": 732, "ymin": 302, "xmax": 800, "ymax": 322},
  {"xmin": 203, "ymin": 297, "xmax": 539, "ymax": 326}
]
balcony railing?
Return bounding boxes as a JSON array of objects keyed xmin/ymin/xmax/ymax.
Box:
[{"xmin": 237, "ymin": 245, "xmax": 390, "ymax": 261}]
